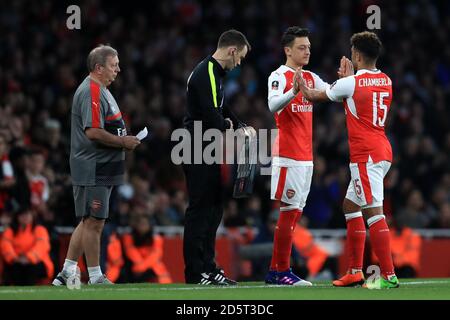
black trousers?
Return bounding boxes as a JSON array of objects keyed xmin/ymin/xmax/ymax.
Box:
[{"xmin": 183, "ymin": 162, "xmax": 223, "ymax": 283}]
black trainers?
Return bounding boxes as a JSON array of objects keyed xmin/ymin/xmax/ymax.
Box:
[
  {"xmin": 197, "ymin": 272, "xmax": 226, "ymax": 285},
  {"xmin": 52, "ymin": 272, "xmax": 69, "ymax": 286},
  {"xmin": 210, "ymin": 268, "xmax": 238, "ymax": 286},
  {"xmin": 52, "ymin": 271, "xmax": 81, "ymax": 286}
]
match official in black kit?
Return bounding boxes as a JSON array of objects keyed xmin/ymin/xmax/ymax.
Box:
[{"xmin": 182, "ymin": 30, "xmax": 253, "ymax": 285}]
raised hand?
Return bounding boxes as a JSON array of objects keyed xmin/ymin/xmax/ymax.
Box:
[
  {"xmin": 344, "ymin": 57, "xmax": 354, "ymax": 76},
  {"xmin": 338, "ymin": 56, "xmax": 354, "ymax": 78},
  {"xmin": 337, "ymin": 56, "xmax": 346, "ymax": 78},
  {"xmin": 293, "ymin": 68, "xmax": 303, "ymax": 94},
  {"xmin": 296, "ymin": 70, "xmax": 307, "ymax": 93}
]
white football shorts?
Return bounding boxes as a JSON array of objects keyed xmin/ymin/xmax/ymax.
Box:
[
  {"xmin": 345, "ymin": 160, "xmax": 391, "ymax": 208},
  {"xmin": 270, "ymin": 165, "xmax": 313, "ymax": 210}
]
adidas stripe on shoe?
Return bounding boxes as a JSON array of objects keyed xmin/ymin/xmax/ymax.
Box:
[
  {"xmin": 197, "ymin": 273, "xmax": 226, "ymax": 286},
  {"xmin": 210, "ymin": 269, "xmax": 238, "ymax": 285}
]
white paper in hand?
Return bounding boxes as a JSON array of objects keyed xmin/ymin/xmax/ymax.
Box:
[{"xmin": 136, "ymin": 127, "xmax": 148, "ymax": 141}]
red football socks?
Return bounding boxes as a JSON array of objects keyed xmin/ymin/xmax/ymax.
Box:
[
  {"xmin": 271, "ymin": 209, "xmax": 300, "ymax": 271},
  {"xmin": 346, "ymin": 215, "xmax": 366, "ymax": 272},
  {"xmin": 369, "ymin": 218, "xmax": 395, "ymax": 278}
]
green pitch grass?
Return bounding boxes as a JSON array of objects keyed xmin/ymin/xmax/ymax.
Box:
[{"xmin": 1, "ymin": 279, "xmax": 450, "ymax": 300}]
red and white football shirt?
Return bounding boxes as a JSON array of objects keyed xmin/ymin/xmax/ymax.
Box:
[
  {"xmin": 326, "ymin": 69, "xmax": 393, "ymax": 163},
  {"xmin": 29, "ymin": 174, "xmax": 49, "ymax": 207},
  {"xmin": 268, "ymin": 65, "xmax": 328, "ymax": 165}
]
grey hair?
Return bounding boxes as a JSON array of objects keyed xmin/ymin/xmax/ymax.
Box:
[{"xmin": 87, "ymin": 45, "xmax": 118, "ymax": 72}]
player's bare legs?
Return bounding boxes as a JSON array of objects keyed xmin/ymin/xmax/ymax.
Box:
[
  {"xmin": 82, "ymin": 217, "xmax": 104, "ymax": 267},
  {"xmin": 81, "ymin": 217, "xmax": 111, "ymax": 284},
  {"xmin": 52, "ymin": 221, "xmax": 85, "ymax": 286},
  {"xmin": 66, "ymin": 220, "xmax": 84, "ymax": 261}
]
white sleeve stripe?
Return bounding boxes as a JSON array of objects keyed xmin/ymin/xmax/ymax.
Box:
[{"xmin": 346, "ymin": 97, "xmax": 359, "ymax": 119}]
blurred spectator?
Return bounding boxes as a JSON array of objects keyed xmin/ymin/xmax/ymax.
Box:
[
  {"xmin": 129, "ymin": 173, "xmax": 152, "ymax": 207},
  {"xmin": 303, "ymin": 156, "xmax": 340, "ymax": 228},
  {"xmin": 224, "ymin": 197, "xmax": 263, "ymax": 229},
  {"xmin": 223, "ymin": 199, "xmax": 246, "ymax": 228},
  {"xmin": 0, "ymin": 133, "xmax": 15, "ymax": 226},
  {"xmin": 292, "ymin": 224, "xmax": 335, "ymax": 280},
  {"xmin": 245, "ymin": 209, "xmax": 278, "ymax": 280},
  {"xmin": 153, "ymin": 190, "xmax": 182, "ymax": 226},
  {"xmin": 396, "ymin": 189, "xmax": 437, "ymax": 229},
  {"xmin": 105, "ymin": 232, "xmax": 125, "ymax": 283},
  {"xmin": 7, "ymin": 147, "xmax": 31, "ymax": 211},
  {"xmin": 0, "ymin": 207, "xmax": 54, "ymax": 285},
  {"xmin": 27, "ymin": 149, "xmax": 50, "ymax": 215},
  {"xmin": 170, "ymin": 190, "xmax": 187, "ymax": 224},
  {"xmin": 435, "ymin": 203, "xmax": 450, "ymax": 229},
  {"xmin": 241, "ymin": 196, "xmax": 264, "ymax": 228},
  {"xmin": 42, "ymin": 119, "xmax": 70, "ymax": 175},
  {"xmin": 122, "ymin": 214, "xmax": 172, "ymax": 283}
]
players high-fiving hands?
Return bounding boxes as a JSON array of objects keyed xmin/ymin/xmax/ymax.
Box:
[
  {"xmin": 293, "ymin": 67, "xmax": 303, "ymax": 95},
  {"xmin": 294, "ymin": 68, "xmax": 307, "ymax": 93},
  {"xmin": 338, "ymin": 56, "xmax": 354, "ymax": 78},
  {"xmin": 292, "ymin": 56, "xmax": 354, "ymax": 102},
  {"xmin": 294, "ymin": 68, "xmax": 315, "ymax": 102}
]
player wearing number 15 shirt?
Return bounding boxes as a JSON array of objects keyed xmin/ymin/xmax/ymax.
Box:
[{"xmin": 299, "ymin": 31, "xmax": 399, "ymax": 289}]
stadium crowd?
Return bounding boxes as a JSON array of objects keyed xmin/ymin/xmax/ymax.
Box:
[{"xmin": 0, "ymin": 0, "xmax": 449, "ymax": 283}]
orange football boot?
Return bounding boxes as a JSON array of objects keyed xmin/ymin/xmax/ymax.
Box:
[{"xmin": 332, "ymin": 271, "xmax": 365, "ymax": 287}]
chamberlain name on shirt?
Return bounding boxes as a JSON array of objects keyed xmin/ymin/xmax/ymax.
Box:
[{"xmin": 358, "ymin": 77, "xmax": 392, "ymax": 87}]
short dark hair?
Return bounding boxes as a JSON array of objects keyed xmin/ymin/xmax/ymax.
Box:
[
  {"xmin": 217, "ymin": 29, "xmax": 251, "ymax": 51},
  {"xmin": 11, "ymin": 206, "xmax": 36, "ymax": 235},
  {"xmin": 350, "ymin": 31, "xmax": 382, "ymax": 62},
  {"xmin": 87, "ymin": 44, "xmax": 118, "ymax": 72},
  {"xmin": 281, "ymin": 27, "xmax": 309, "ymax": 47}
]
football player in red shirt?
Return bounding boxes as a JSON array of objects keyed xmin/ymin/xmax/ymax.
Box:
[
  {"xmin": 266, "ymin": 27, "xmax": 333, "ymax": 286},
  {"xmin": 298, "ymin": 31, "xmax": 399, "ymax": 289}
]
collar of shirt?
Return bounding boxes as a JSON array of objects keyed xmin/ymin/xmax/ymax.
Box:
[
  {"xmin": 355, "ymin": 69, "xmax": 380, "ymax": 76},
  {"xmin": 208, "ymin": 55, "xmax": 227, "ymax": 77}
]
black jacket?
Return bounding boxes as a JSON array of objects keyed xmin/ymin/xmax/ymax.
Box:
[{"xmin": 183, "ymin": 55, "xmax": 241, "ymax": 132}]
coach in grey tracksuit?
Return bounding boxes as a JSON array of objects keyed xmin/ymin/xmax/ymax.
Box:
[{"xmin": 52, "ymin": 45, "xmax": 140, "ymax": 286}]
